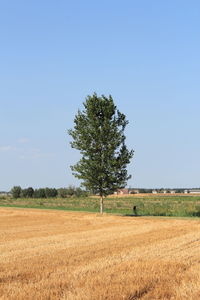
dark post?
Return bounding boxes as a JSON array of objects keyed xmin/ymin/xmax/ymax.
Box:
[{"xmin": 133, "ymin": 205, "xmax": 137, "ymax": 215}]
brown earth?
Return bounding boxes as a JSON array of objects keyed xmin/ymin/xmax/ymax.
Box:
[{"xmin": 0, "ymin": 208, "xmax": 200, "ymax": 300}]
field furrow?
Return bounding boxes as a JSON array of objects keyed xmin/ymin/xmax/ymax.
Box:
[{"xmin": 0, "ymin": 208, "xmax": 199, "ymax": 300}]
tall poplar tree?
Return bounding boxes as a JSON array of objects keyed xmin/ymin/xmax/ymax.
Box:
[{"xmin": 68, "ymin": 93, "xmax": 134, "ymax": 213}]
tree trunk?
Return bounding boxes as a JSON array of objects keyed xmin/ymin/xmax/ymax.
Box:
[{"xmin": 100, "ymin": 196, "xmax": 104, "ymax": 214}]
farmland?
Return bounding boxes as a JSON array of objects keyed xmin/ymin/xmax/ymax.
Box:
[
  {"xmin": 0, "ymin": 194, "xmax": 200, "ymax": 217},
  {"xmin": 0, "ymin": 208, "xmax": 200, "ymax": 299}
]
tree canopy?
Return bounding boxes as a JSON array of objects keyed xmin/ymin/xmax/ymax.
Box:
[{"xmin": 68, "ymin": 93, "xmax": 133, "ymax": 213}]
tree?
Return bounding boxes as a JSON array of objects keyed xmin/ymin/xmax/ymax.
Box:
[
  {"xmin": 34, "ymin": 188, "xmax": 46, "ymax": 198},
  {"xmin": 58, "ymin": 186, "xmax": 88, "ymax": 198},
  {"xmin": 65, "ymin": 185, "xmax": 76, "ymax": 196},
  {"xmin": 27, "ymin": 187, "xmax": 34, "ymax": 198},
  {"xmin": 57, "ymin": 188, "xmax": 69, "ymax": 198},
  {"xmin": 68, "ymin": 93, "xmax": 134, "ymax": 213},
  {"xmin": 45, "ymin": 188, "xmax": 58, "ymax": 198},
  {"xmin": 11, "ymin": 186, "xmax": 22, "ymax": 199},
  {"xmin": 21, "ymin": 187, "xmax": 34, "ymax": 198}
]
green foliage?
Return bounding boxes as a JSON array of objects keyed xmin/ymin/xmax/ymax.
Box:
[
  {"xmin": 57, "ymin": 188, "xmax": 69, "ymax": 198},
  {"xmin": 175, "ymin": 189, "xmax": 184, "ymax": 193},
  {"xmin": 33, "ymin": 188, "xmax": 58, "ymax": 198},
  {"xmin": 58, "ymin": 186, "xmax": 88, "ymax": 198},
  {"xmin": 27, "ymin": 187, "xmax": 34, "ymax": 197},
  {"xmin": 10, "ymin": 186, "xmax": 87, "ymax": 199},
  {"xmin": 11, "ymin": 186, "xmax": 22, "ymax": 198},
  {"xmin": 75, "ymin": 187, "xmax": 89, "ymax": 197},
  {"xmin": 68, "ymin": 93, "xmax": 134, "ymax": 201},
  {"xmin": 21, "ymin": 187, "xmax": 34, "ymax": 198},
  {"xmin": 34, "ymin": 188, "xmax": 46, "ymax": 198},
  {"xmin": 45, "ymin": 188, "xmax": 58, "ymax": 198},
  {"xmin": 65, "ymin": 185, "xmax": 76, "ymax": 196},
  {"xmin": 138, "ymin": 189, "xmax": 153, "ymax": 193}
]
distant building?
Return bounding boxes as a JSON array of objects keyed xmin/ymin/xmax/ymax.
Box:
[
  {"xmin": 152, "ymin": 190, "xmax": 157, "ymax": 194},
  {"xmin": 170, "ymin": 190, "xmax": 175, "ymax": 194},
  {"xmin": 115, "ymin": 188, "xmax": 129, "ymax": 195},
  {"xmin": 119, "ymin": 188, "xmax": 129, "ymax": 195},
  {"xmin": 188, "ymin": 189, "xmax": 200, "ymax": 194}
]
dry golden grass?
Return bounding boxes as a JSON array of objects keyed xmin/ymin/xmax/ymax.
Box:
[
  {"xmin": 108, "ymin": 193, "xmax": 200, "ymax": 198},
  {"xmin": 0, "ymin": 208, "xmax": 200, "ymax": 300}
]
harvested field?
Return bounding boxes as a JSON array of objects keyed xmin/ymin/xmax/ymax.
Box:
[{"xmin": 0, "ymin": 208, "xmax": 200, "ymax": 300}]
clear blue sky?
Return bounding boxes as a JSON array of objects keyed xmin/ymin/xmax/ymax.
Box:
[{"xmin": 1, "ymin": 1, "xmax": 200, "ymax": 191}]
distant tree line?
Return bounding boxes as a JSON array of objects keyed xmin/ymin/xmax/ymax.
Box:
[{"xmin": 10, "ymin": 186, "xmax": 88, "ymax": 199}]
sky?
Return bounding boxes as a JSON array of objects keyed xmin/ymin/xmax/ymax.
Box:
[{"xmin": 1, "ymin": 0, "xmax": 200, "ymax": 191}]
